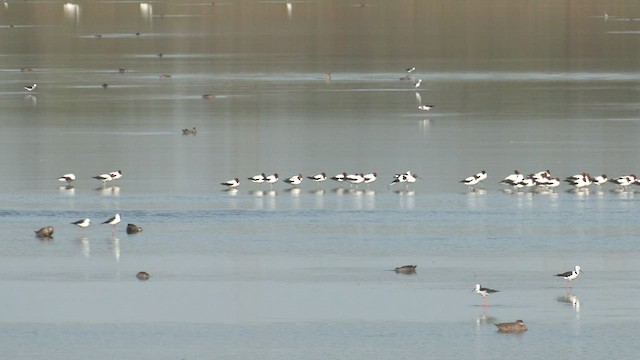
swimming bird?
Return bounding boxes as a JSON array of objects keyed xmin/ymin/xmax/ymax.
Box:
[
  {"xmin": 284, "ymin": 174, "xmax": 303, "ymax": 186},
  {"xmin": 34, "ymin": 226, "xmax": 54, "ymax": 239},
  {"xmin": 418, "ymin": 105, "xmax": 434, "ymax": 111},
  {"xmin": 102, "ymin": 213, "xmax": 121, "ymax": 236},
  {"xmin": 555, "ymin": 265, "xmax": 582, "ymax": 285},
  {"xmin": 473, "ymin": 284, "xmax": 499, "ymax": 305},
  {"xmin": 136, "ymin": 271, "xmax": 150, "ymax": 280},
  {"xmin": 182, "ymin": 127, "xmax": 197, "ymax": 135},
  {"xmin": 221, "ymin": 177, "xmax": 240, "ymax": 188},
  {"xmin": 71, "ymin": 218, "xmax": 91, "ymax": 229},
  {"xmin": 24, "ymin": 83, "xmax": 37, "ymax": 92},
  {"xmin": 394, "ymin": 265, "xmax": 417, "ymax": 274},
  {"xmin": 57, "ymin": 173, "xmax": 76, "ymax": 185},
  {"xmin": 495, "ymin": 320, "xmax": 527, "ymax": 333},
  {"xmin": 126, "ymin": 223, "xmax": 143, "ymax": 234}
]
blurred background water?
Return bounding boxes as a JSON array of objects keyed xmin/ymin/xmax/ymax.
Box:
[{"xmin": 1, "ymin": 0, "xmax": 640, "ymax": 359}]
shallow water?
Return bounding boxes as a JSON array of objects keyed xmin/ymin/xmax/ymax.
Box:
[{"xmin": 1, "ymin": 0, "xmax": 640, "ymax": 359}]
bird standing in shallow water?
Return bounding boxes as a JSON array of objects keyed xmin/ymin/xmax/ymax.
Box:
[
  {"xmin": 555, "ymin": 265, "xmax": 582, "ymax": 286},
  {"xmin": 24, "ymin": 83, "xmax": 37, "ymax": 92},
  {"xmin": 473, "ymin": 283, "xmax": 499, "ymax": 305},
  {"xmin": 71, "ymin": 218, "xmax": 91, "ymax": 229},
  {"xmin": 102, "ymin": 213, "xmax": 121, "ymax": 236}
]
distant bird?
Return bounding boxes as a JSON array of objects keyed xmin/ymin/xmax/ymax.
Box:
[
  {"xmin": 418, "ymin": 105, "xmax": 434, "ymax": 111},
  {"xmin": 102, "ymin": 83, "xmax": 108, "ymax": 89},
  {"xmin": 473, "ymin": 284, "xmax": 499, "ymax": 305},
  {"xmin": 284, "ymin": 174, "xmax": 303, "ymax": 186},
  {"xmin": 307, "ymin": 173, "xmax": 327, "ymax": 183},
  {"xmin": 406, "ymin": 67, "xmax": 416, "ymax": 73},
  {"xmin": 389, "ymin": 171, "xmax": 417, "ymax": 189},
  {"xmin": 331, "ymin": 172, "xmax": 347, "ymax": 182},
  {"xmin": 592, "ymin": 174, "xmax": 608, "ymax": 187},
  {"xmin": 221, "ymin": 178, "xmax": 240, "ymax": 188},
  {"xmin": 202, "ymin": 94, "xmax": 215, "ymax": 100},
  {"xmin": 24, "ymin": 83, "xmax": 37, "ymax": 92},
  {"xmin": 555, "ymin": 265, "xmax": 582, "ymax": 285},
  {"xmin": 265, "ymin": 173, "xmax": 279, "ymax": 189},
  {"xmin": 34, "ymin": 226, "xmax": 54, "ymax": 239},
  {"xmin": 363, "ymin": 172, "xmax": 377, "ymax": 186},
  {"xmin": 501, "ymin": 170, "xmax": 524, "ymax": 186},
  {"xmin": 57, "ymin": 173, "xmax": 76, "ymax": 185},
  {"xmin": 93, "ymin": 173, "xmax": 113, "ymax": 184},
  {"xmin": 460, "ymin": 170, "xmax": 487, "ymax": 190},
  {"xmin": 102, "ymin": 213, "xmax": 121, "ymax": 235},
  {"xmin": 109, "ymin": 170, "xmax": 123, "ymax": 181},
  {"xmin": 495, "ymin": 320, "xmax": 527, "ymax": 333},
  {"xmin": 71, "ymin": 218, "xmax": 91, "ymax": 229},
  {"xmin": 346, "ymin": 173, "xmax": 365, "ymax": 187},
  {"xmin": 136, "ymin": 271, "xmax": 150, "ymax": 280},
  {"xmin": 414, "ymin": 79, "xmax": 422, "ymax": 88},
  {"xmin": 394, "ymin": 265, "xmax": 417, "ymax": 274},
  {"xmin": 182, "ymin": 127, "xmax": 197, "ymax": 135},
  {"xmin": 248, "ymin": 173, "xmax": 266, "ymax": 184},
  {"xmin": 126, "ymin": 223, "xmax": 143, "ymax": 234}
]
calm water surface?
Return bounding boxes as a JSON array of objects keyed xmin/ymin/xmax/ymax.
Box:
[{"xmin": 1, "ymin": 0, "xmax": 640, "ymax": 359}]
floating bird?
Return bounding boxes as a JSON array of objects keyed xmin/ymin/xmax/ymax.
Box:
[
  {"xmin": 126, "ymin": 223, "xmax": 143, "ymax": 234},
  {"xmin": 495, "ymin": 320, "xmax": 527, "ymax": 333},
  {"xmin": 34, "ymin": 226, "xmax": 54, "ymax": 239},
  {"xmin": 182, "ymin": 127, "xmax": 197, "ymax": 135},
  {"xmin": 71, "ymin": 218, "xmax": 91, "ymax": 229},
  {"xmin": 136, "ymin": 271, "xmax": 150, "ymax": 280},
  {"xmin": 555, "ymin": 265, "xmax": 582, "ymax": 285},
  {"xmin": 102, "ymin": 213, "xmax": 121, "ymax": 235},
  {"xmin": 418, "ymin": 105, "xmax": 434, "ymax": 111},
  {"xmin": 221, "ymin": 177, "xmax": 240, "ymax": 188},
  {"xmin": 284, "ymin": 174, "xmax": 303, "ymax": 186},
  {"xmin": 24, "ymin": 83, "xmax": 37, "ymax": 92},
  {"xmin": 57, "ymin": 173, "xmax": 76, "ymax": 185},
  {"xmin": 473, "ymin": 284, "xmax": 499, "ymax": 305},
  {"xmin": 394, "ymin": 265, "xmax": 417, "ymax": 274}
]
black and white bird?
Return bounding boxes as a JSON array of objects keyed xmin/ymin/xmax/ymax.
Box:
[
  {"xmin": 460, "ymin": 170, "xmax": 487, "ymax": 190},
  {"xmin": 284, "ymin": 174, "xmax": 303, "ymax": 186},
  {"xmin": 109, "ymin": 170, "xmax": 123, "ymax": 181},
  {"xmin": 331, "ymin": 172, "xmax": 347, "ymax": 182},
  {"xmin": 24, "ymin": 83, "xmax": 37, "ymax": 92},
  {"xmin": 307, "ymin": 173, "xmax": 327, "ymax": 183},
  {"xmin": 406, "ymin": 67, "xmax": 416, "ymax": 73},
  {"xmin": 418, "ymin": 105, "xmax": 434, "ymax": 111},
  {"xmin": 93, "ymin": 172, "xmax": 113, "ymax": 184},
  {"xmin": 472, "ymin": 284, "xmax": 499, "ymax": 305},
  {"xmin": 221, "ymin": 178, "xmax": 240, "ymax": 189},
  {"xmin": 555, "ymin": 265, "xmax": 582, "ymax": 284},
  {"xmin": 248, "ymin": 173, "xmax": 266, "ymax": 184},
  {"xmin": 102, "ymin": 213, "xmax": 121, "ymax": 235},
  {"xmin": 346, "ymin": 173, "xmax": 365, "ymax": 187},
  {"xmin": 265, "ymin": 173, "xmax": 279, "ymax": 189},
  {"xmin": 414, "ymin": 79, "xmax": 422, "ymax": 88},
  {"xmin": 363, "ymin": 172, "xmax": 377, "ymax": 186},
  {"xmin": 57, "ymin": 173, "xmax": 76, "ymax": 185},
  {"xmin": 71, "ymin": 218, "xmax": 91, "ymax": 229}
]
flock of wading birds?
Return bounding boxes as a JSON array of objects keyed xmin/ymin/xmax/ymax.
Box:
[
  {"xmin": 393, "ymin": 264, "xmax": 583, "ymax": 333},
  {"xmin": 219, "ymin": 169, "xmax": 640, "ymax": 194}
]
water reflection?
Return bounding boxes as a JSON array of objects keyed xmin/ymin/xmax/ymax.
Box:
[
  {"xmin": 78, "ymin": 236, "xmax": 90, "ymax": 258},
  {"xmin": 111, "ymin": 237, "xmax": 120, "ymax": 262},
  {"xmin": 140, "ymin": 3, "xmax": 153, "ymax": 21},
  {"xmin": 63, "ymin": 3, "xmax": 80, "ymax": 25},
  {"xmin": 58, "ymin": 185, "xmax": 75, "ymax": 195},
  {"xmin": 96, "ymin": 186, "xmax": 121, "ymax": 196}
]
